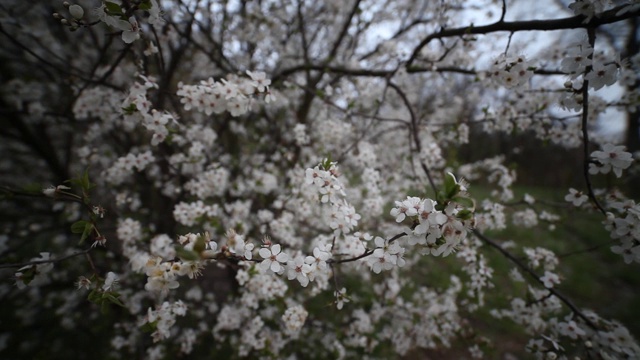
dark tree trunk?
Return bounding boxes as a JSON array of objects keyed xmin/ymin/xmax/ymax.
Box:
[
  {"xmin": 624, "ymin": 17, "xmax": 639, "ymax": 151},
  {"xmin": 623, "ymin": 17, "xmax": 640, "ymax": 197}
]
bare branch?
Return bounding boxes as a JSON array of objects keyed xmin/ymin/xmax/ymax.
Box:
[
  {"xmin": 0, "ymin": 249, "xmax": 92, "ymax": 269},
  {"xmin": 581, "ymin": 27, "xmax": 607, "ymax": 216},
  {"xmin": 388, "ymin": 82, "xmax": 438, "ymax": 195},
  {"xmin": 407, "ymin": 5, "xmax": 640, "ymax": 67}
]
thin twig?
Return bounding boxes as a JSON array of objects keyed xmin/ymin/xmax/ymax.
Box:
[
  {"xmin": 473, "ymin": 229, "xmax": 598, "ymax": 329},
  {"xmin": 556, "ymin": 240, "xmax": 614, "ymax": 259},
  {"xmin": 0, "ymin": 249, "xmax": 92, "ymax": 269},
  {"xmin": 504, "ymin": 31, "xmax": 514, "ymax": 55},
  {"xmin": 328, "ymin": 232, "xmax": 408, "ymax": 264},
  {"xmin": 388, "ymin": 82, "xmax": 438, "ymax": 195},
  {"xmin": 581, "ymin": 27, "xmax": 607, "ymax": 216},
  {"xmin": 500, "ymin": 0, "xmax": 507, "ymax": 23},
  {"xmin": 329, "ymin": 249, "xmax": 374, "ymax": 264}
]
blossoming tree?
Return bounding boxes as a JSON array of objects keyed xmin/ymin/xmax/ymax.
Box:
[{"xmin": 1, "ymin": 0, "xmax": 639, "ymax": 358}]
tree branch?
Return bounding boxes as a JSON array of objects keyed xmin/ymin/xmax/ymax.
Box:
[
  {"xmin": 407, "ymin": 5, "xmax": 640, "ymax": 67},
  {"xmin": 329, "ymin": 232, "xmax": 408, "ymax": 264},
  {"xmin": 582, "ymin": 27, "xmax": 607, "ymax": 216},
  {"xmin": 473, "ymin": 229, "xmax": 598, "ymax": 329},
  {"xmin": 388, "ymin": 82, "xmax": 438, "ymax": 195},
  {"xmin": 0, "ymin": 249, "xmax": 92, "ymax": 269},
  {"xmin": 273, "ymin": 63, "xmax": 566, "ymax": 83}
]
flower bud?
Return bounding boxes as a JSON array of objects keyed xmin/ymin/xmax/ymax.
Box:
[{"xmin": 69, "ymin": 4, "xmax": 84, "ymax": 19}]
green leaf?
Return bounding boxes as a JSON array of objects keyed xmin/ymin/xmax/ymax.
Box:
[
  {"xmin": 321, "ymin": 156, "xmax": 333, "ymax": 170},
  {"xmin": 104, "ymin": 292, "xmax": 125, "ymax": 307},
  {"xmin": 81, "ymin": 169, "xmax": 90, "ymax": 190},
  {"xmin": 122, "ymin": 103, "xmax": 138, "ymax": 115},
  {"xmin": 87, "ymin": 289, "xmax": 102, "ymax": 303},
  {"xmin": 22, "ymin": 183, "xmax": 43, "ymax": 193},
  {"xmin": 138, "ymin": 0, "xmax": 153, "ymax": 10},
  {"xmin": 443, "ymin": 172, "xmax": 458, "ymax": 198},
  {"xmin": 101, "ymin": 300, "xmax": 110, "ymax": 315},
  {"xmin": 79, "ymin": 222, "xmax": 93, "ymax": 244},
  {"xmin": 435, "ymin": 191, "xmax": 446, "ymax": 209},
  {"xmin": 18, "ymin": 266, "xmax": 36, "ymax": 286},
  {"xmin": 66, "ymin": 169, "xmax": 94, "ymax": 193},
  {"xmin": 452, "ymin": 196, "xmax": 475, "ymax": 209},
  {"xmin": 193, "ymin": 235, "xmax": 206, "ymax": 254},
  {"xmin": 176, "ymin": 246, "xmax": 199, "ymax": 261},
  {"xmin": 248, "ymin": 264, "xmax": 259, "ymax": 276},
  {"xmin": 140, "ymin": 321, "xmax": 158, "ymax": 333},
  {"xmin": 66, "ymin": 177, "xmax": 80, "ymax": 187},
  {"xmin": 104, "ymin": 1, "xmax": 124, "ymax": 15},
  {"xmin": 71, "ymin": 220, "xmax": 88, "ymax": 234},
  {"xmin": 456, "ymin": 209, "xmax": 474, "ymax": 220}
]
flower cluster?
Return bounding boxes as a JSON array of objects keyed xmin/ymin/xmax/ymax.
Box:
[
  {"xmin": 605, "ymin": 202, "xmax": 640, "ymax": 264},
  {"xmin": 512, "ymin": 208, "xmax": 539, "ymax": 228},
  {"xmin": 139, "ymin": 301, "xmax": 187, "ymax": 342},
  {"xmin": 172, "ymin": 201, "xmax": 219, "ymax": 227},
  {"xmin": 89, "ymin": 0, "xmax": 163, "ymax": 43},
  {"xmin": 525, "ymin": 313, "xmax": 640, "ymax": 359},
  {"xmin": 367, "ymin": 236, "xmax": 406, "ymax": 273},
  {"xmin": 485, "ymin": 55, "xmax": 535, "ymax": 88},
  {"xmin": 561, "ymin": 43, "xmax": 593, "ymax": 78},
  {"xmin": 176, "ymin": 71, "xmax": 272, "ymax": 117},
  {"xmin": 281, "ymin": 305, "xmax": 308, "ymax": 337},
  {"xmin": 458, "ymin": 156, "xmax": 516, "ymax": 201},
  {"xmin": 560, "ymin": 41, "xmax": 620, "ymax": 92},
  {"xmin": 225, "ymin": 230, "xmax": 254, "ymax": 260},
  {"xmin": 589, "ymin": 143, "xmax": 634, "ymax": 178},
  {"xmin": 304, "ymin": 162, "xmax": 361, "ymax": 235},
  {"xmin": 120, "ymin": 75, "xmax": 178, "ymax": 146},
  {"xmin": 143, "ymin": 233, "xmax": 217, "ymax": 296},
  {"xmin": 103, "ymin": 151, "xmax": 155, "ymax": 185},
  {"xmin": 391, "ymin": 193, "xmax": 472, "ymax": 257},
  {"xmin": 457, "ymin": 241, "xmax": 494, "ymax": 307}
]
